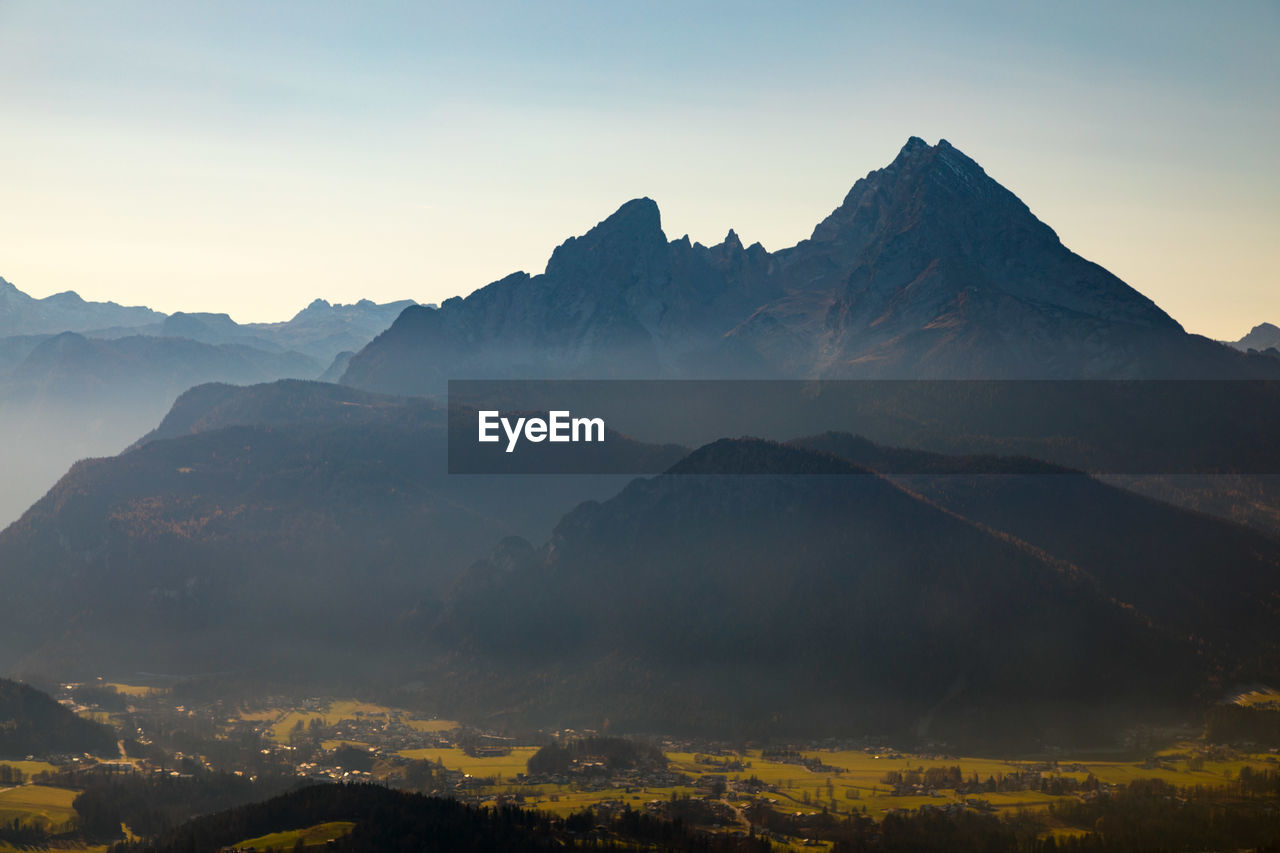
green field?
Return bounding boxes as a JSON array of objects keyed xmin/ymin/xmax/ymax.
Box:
[
  {"xmin": 0, "ymin": 844, "xmax": 108, "ymax": 853},
  {"xmin": 436, "ymin": 743, "xmax": 1280, "ymax": 826},
  {"xmin": 1232, "ymin": 687, "xmax": 1280, "ymax": 708},
  {"xmin": 321, "ymin": 739, "xmax": 371, "ymax": 751},
  {"xmin": 236, "ymin": 820, "xmax": 356, "ymax": 850},
  {"xmin": 397, "ymin": 746, "xmax": 540, "ymax": 780},
  {"xmin": 259, "ymin": 699, "xmax": 457, "ymax": 742},
  {"xmin": 103, "ymin": 682, "xmax": 167, "ymax": 697},
  {"xmin": 403, "ymin": 717, "xmax": 459, "ymax": 733},
  {"xmin": 0, "ymin": 785, "xmax": 80, "ymax": 832},
  {"xmin": 0, "ymin": 760, "xmax": 60, "ymax": 777}
]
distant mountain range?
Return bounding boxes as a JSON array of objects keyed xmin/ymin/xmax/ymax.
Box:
[
  {"xmin": 0, "ymin": 276, "xmax": 420, "ymax": 364},
  {"xmin": 1228, "ymin": 322, "xmax": 1280, "ymax": 354},
  {"xmin": 0, "ymin": 282, "xmax": 421, "ymax": 530},
  {"xmin": 342, "ymin": 138, "xmax": 1279, "ymax": 394},
  {"xmin": 0, "ymin": 276, "xmax": 163, "ymax": 336}
]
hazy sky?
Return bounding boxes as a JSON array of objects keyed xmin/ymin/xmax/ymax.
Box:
[{"xmin": 1, "ymin": 1, "xmax": 1276, "ymax": 338}]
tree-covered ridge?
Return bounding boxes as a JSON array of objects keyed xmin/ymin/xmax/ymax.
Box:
[
  {"xmin": 526, "ymin": 736, "xmax": 666, "ymax": 776},
  {"xmin": 0, "ymin": 677, "xmax": 116, "ymax": 758},
  {"xmin": 110, "ymin": 783, "xmax": 771, "ymax": 853}
]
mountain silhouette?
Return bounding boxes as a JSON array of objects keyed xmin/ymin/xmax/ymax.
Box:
[{"xmin": 343, "ymin": 138, "xmax": 1279, "ymax": 393}]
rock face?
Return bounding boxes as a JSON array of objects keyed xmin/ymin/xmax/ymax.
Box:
[
  {"xmin": 342, "ymin": 138, "xmax": 1279, "ymax": 394},
  {"xmin": 735, "ymin": 138, "xmax": 1193, "ymax": 378}
]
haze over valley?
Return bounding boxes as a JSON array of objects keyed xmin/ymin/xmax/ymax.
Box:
[{"xmin": 1, "ymin": 134, "xmax": 1278, "ymax": 851}]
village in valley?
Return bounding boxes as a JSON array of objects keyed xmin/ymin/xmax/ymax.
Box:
[{"xmin": 1, "ymin": 679, "xmax": 1274, "ymax": 850}]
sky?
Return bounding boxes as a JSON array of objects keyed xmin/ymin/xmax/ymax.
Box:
[{"xmin": 0, "ymin": 0, "xmax": 1276, "ymax": 339}]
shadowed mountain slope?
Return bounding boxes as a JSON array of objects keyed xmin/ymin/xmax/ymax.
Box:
[
  {"xmin": 793, "ymin": 432, "xmax": 1280, "ymax": 677},
  {"xmin": 0, "ymin": 381, "xmax": 668, "ymax": 681},
  {"xmin": 0, "ymin": 677, "xmax": 117, "ymax": 758},
  {"xmin": 429, "ymin": 438, "xmax": 1203, "ymax": 745}
]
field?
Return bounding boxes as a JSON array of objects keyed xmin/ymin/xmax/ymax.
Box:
[
  {"xmin": 250, "ymin": 700, "xmax": 456, "ymax": 742},
  {"xmin": 397, "ymin": 746, "xmax": 540, "ymax": 780},
  {"xmin": 1233, "ymin": 687, "xmax": 1280, "ymax": 709},
  {"xmin": 321, "ymin": 739, "xmax": 371, "ymax": 751},
  {"xmin": 235, "ymin": 820, "xmax": 356, "ymax": 850},
  {"xmin": 0, "ymin": 785, "xmax": 80, "ymax": 832},
  {"xmin": 0, "ymin": 760, "xmax": 60, "ymax": 777},
  {"xmin": 103, "ymin": 682, "xmax": 167, "ymax": 697},
  {"xmin": 402, "ymin": 742, "xmax": 1280, "ymax": 829},
  {"xmin": 0, "ymin": 840, "xmax": 107, "ymax": 845}
]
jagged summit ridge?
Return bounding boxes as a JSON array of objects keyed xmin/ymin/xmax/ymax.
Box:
[{"xmin": 341, "ymin": 138, "xmax": 1280, "ymax": 391}]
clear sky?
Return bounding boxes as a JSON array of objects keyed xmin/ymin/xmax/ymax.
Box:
[{"xmin": 1, "ymin": 0, "xmax": 1275, "ymax": 339}]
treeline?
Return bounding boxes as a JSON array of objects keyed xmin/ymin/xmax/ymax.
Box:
[
  {"xmin": 749, "ymin": 774, "xmax": 1280, "ymax": 853},
  {"xmin": 527, "ymin": 736, "xmax": 666, "ymax": 776},
  {"xmin": 73, "ymin": 771, "xmax": 301, "ymax": 840},
  {"xmin": 102, "ymin": 774, "xmax": 1280, "ymax": 853},
  {"xmin": 1207, "ymin": 703, "xmax": 1280, "ymax": 745},
  {"xmin": 833, "ymin": 809, "xmax": 1028, "ymax": 853},
  {"xmin": 741, "ymin": 802, "xmax": 1042, "ymax": 853},
  {"xmin": 880, "ymin": 766, "xmax": 1097, "ymax": 796},
  {"xmin": 0, "ymin": 677, "xmax": 117, "ymax": 758},
  {"xmin": 0, "ymin": 816, "xmax": 52, "ymax": 848},
  {"xmin": 110, "ymin": 783, "xmax": 771, "ymax": 852},
  {"xmin": 71, "ymin": 684, "xmax": 133, "ymax": 712},
  {"xmin": 1047, "ymin": 776, "xmax": 1280, "ymax": 851}
]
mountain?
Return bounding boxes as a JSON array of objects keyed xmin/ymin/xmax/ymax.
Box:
[
  {"xmin": 341, "ymin": 200, "xmax": 776, "ymax": 394},
  {"xmin": 0, "ymin": 380, "xmax": 670, "ymax": 681},
  {"xmin": 0, "ymin": 276, "xmax": 418, "ymax": 365},
  {"xmin": 2, "ymin": 333, "xmax": 322, "ymax": 403},
  {"xmin": 0, "ymin": 677, "xmax": 117, "ymax": 758},
  {"xmin": 428, "ymin": 438, "xmax": 1203, "ymax": 745},
  {"xmin": 145, "ymin": 300, "xmax": 423, "ymax": 363},
  {"xmin": 319, "ymin": 350, "xmax": 355, "ymax": 382},
  {"xmin": 248, "ymin": 298, "xmax": 422, "ymax": 361},
  {"xmin": 0, "ymin": 276, "xmax": 162, "ymax": 337},
  {"xmin": 1229, "ymin": 322, "xmax": 1280, "ymax": 354},
  {"xmin": 7, "ymin": 379, "xmax": 1276, "ymax": 744},
  {"xmin": 0, "ymin": 334, "xmax": 52, "ymax": 374},
  {"xmin": 0, "ymin": 287, "xmax": 416, "ymax": 531},
  {"xmin": 0, "ymin": 334, "xmax": 326, "ymax": 530},
  {"xmin": 727, "ymin": 138, "xmax": 1255, "ymax": 378},
  {"xmin": 342, "ymin": 138, "xmax": 1279, "ymax": 394},
  {"xmin": 791, "ymin": 432, "xmax": 1280, "ymax": 674}
]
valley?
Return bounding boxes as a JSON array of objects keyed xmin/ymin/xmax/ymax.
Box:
[{"xmin": 5, "ymin": 682, "xmax": 1280, "ymax": 851}]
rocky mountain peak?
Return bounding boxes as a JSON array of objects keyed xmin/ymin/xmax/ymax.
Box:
[
  {"xmin": 809, "ymin": 137, "xmax": 1025, "ymax": 247},
  {"xmin": 1232, "ymin": 322, "xmax": 1280, "ymax": 352},
  {"xmin": 544, "ymin": 197, "xmax": 667, "ymax": 281}
]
